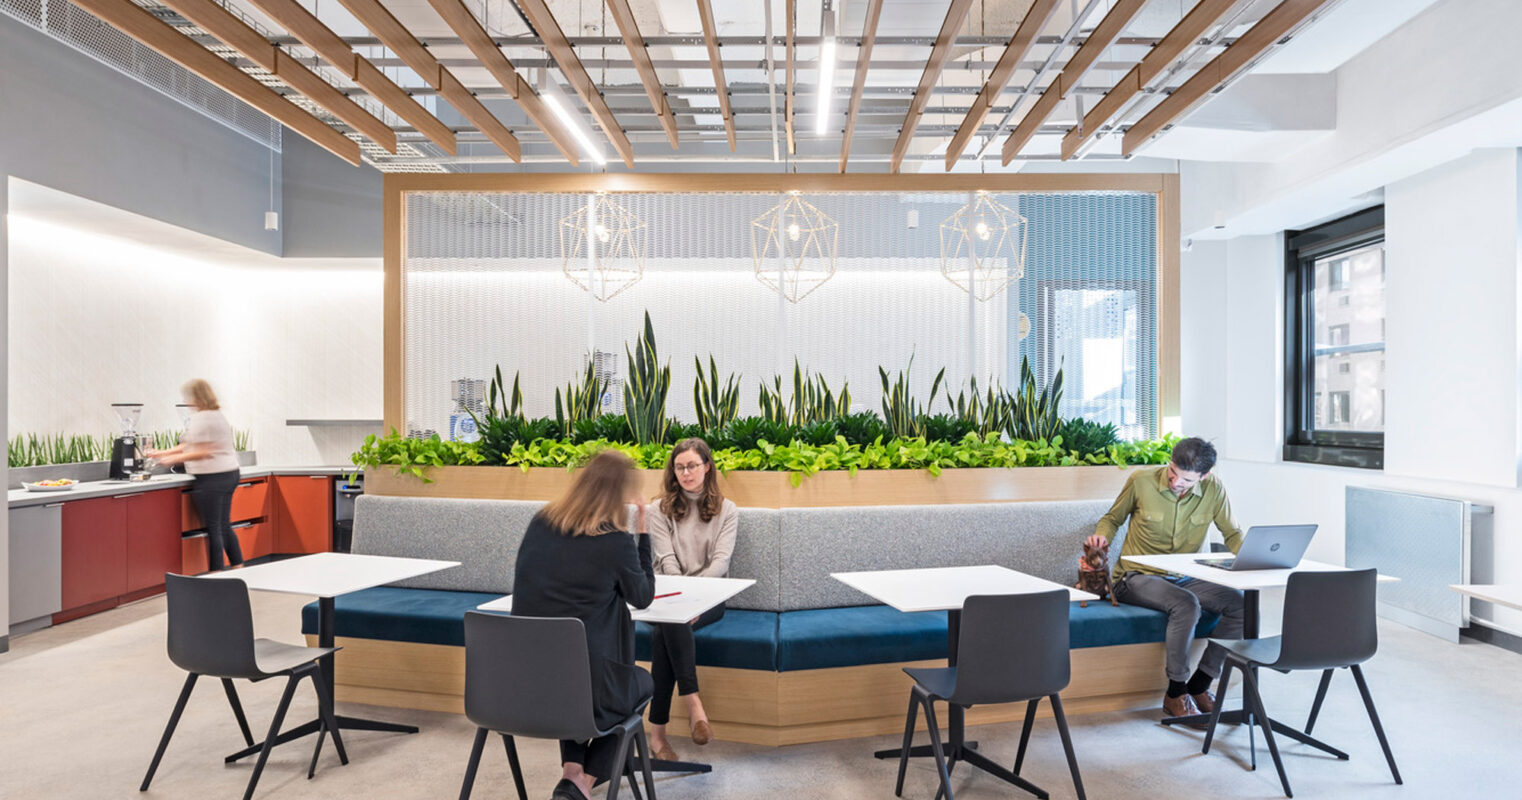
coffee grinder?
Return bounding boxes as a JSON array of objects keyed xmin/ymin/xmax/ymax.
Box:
[{"xmin": 108, "ymin": 403, "xmax": 146, "ymax": 480}]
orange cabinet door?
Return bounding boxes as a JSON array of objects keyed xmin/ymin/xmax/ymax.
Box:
[
  {"xmin": 60, "ymin": 496, "xmax": 127, "ymax": 610},
  {"xmin": 229, "ymin": 479, "xmax": 269, "ymax": 523},
  {"xmin": 182, "ymin": 535, "xmax": 209, "ymax": 576},
  {"xmin": 125, "ymin": 489, "xmax": 183, "ymax": 593},
  {"xmin": 274, "ymin": 475, "xmax": 332, "ymax": 554},
  {"xmin": 233, "ymin": 522, "xmax": 273, "ymax": 561}
]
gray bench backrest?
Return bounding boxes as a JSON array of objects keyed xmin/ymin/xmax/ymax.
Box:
[
  {"xmin": 729, "ymin": 508, "xmax": 780, "ymax": 611},
  {"xmin": 353, "ymin": 494, "xmax": 544, "ymax": 594},
  {"xmin": 777, "ymin": 500, "xmax": 1121, "ymax": 611}
]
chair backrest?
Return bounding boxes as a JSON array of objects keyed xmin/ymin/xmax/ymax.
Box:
[
  {"xmin": 463, "ymin": 612, "xmax": 599, "ymax": 741},
  {"xmin": 950, "ymin": 590, "xmax": 1071, "ymax": 706},
  {"xmin": 164, "ymin": 573, "xmax": 260, "ymax": 678},
  {"xmin": 1275, "ymin": 568, "xmax": 1379, "ymax": 670}
]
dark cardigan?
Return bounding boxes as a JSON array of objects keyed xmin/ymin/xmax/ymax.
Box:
[{"xmin": 512, "ymin": 512, "xmax": 655, "ymax": 729}]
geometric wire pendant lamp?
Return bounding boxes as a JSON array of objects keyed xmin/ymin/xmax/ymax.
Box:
[
  {"xmin": 750, "ymin": 191, "xmax": 839, "ymax": 302},
  {"xmin": 939, "ymin": 190, "xmax": 1027, "ymax": 301},
  {"xmin": 559, "ymin": 193, "xmax": 648, "ymax": 301}
]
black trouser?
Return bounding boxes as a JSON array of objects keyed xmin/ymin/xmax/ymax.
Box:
[
  {"xmin": 190, "ymin": 469, "xmax": 242, "ymax": 570},
  {"xmin": 561, "ymin": 667, "xmax": 654, "ymax": 779},
  {"xmin": 647, "ymin": 604, "xmax": 726, "ymax": 726}
]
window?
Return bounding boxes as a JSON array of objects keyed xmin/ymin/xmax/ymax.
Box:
[
  {"xmin": 1043, "ymin": 284, "xmax": 1151, "ymax": 441},
  {"xmin": 1285, "ymin": 206, "xmax": 1385, "ymax": 469}
]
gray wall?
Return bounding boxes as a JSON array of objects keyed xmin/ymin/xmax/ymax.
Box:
[{"xmin": 280, "ymin": 131, "xmax": 383, "ymax": 258}]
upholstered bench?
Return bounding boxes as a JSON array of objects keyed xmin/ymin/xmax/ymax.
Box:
[{"xmin": 303, "ymin": 494, "xmax": 1218, "ymax": 745}]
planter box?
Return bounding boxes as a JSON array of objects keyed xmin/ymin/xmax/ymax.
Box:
[{"xmin": 364, "ymin": 464, "xmax": 1140, "ymax": 508}]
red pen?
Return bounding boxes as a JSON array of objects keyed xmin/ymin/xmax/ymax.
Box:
[{"xmin": 653, "ymin": 591, "xmax": 682, "ymax": 600}]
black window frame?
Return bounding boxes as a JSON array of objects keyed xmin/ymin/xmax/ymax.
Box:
[{"xmin": 1284, "ymin": 205, "xmax": 1385, "ymax": 469}]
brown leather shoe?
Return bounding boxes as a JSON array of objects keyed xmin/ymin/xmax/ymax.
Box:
[
  {"xmin": 652, "ymin": 742, "xmax": 680, "ymax": 763},
  {"xmin": 1162, "ymin": 693, "xmax": 1198, "ymax": 718},
  {"xmin": 690, "ymin": 719, "xmax": 713, "ymax": 746},
  {"xmin": 1191, "ymin": 690, "xmax": 1216, "ymax": 715}
]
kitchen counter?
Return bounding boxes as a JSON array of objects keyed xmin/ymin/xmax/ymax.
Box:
[{"xmin": 7, "ymin": 466, "xmax": 355, "ymax": 508}]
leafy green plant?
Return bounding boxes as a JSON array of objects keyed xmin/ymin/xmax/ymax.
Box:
[
  {"xmin": 693, "ymin": 356, "xmax": 741, "ymax": 434},
  {"xmin": 623, "ymin": 312, "xmax": 672, "ymax": 445},
  {"xmin": 950, "ymin": 377, "xmax": 1013, "ymax": 438},
  {"xmin": 665, "ymin": 420, "xmax": 704, "ymax": 444},
  {"xmin": 7, "ymin": 432, "xmax": 115, "ymax": 467},
  {"xmin": 797, "ymin": 419, "xmax": 840, "ymax": 447},
  {"xmin": 480, "ymin": 366, "xmax": 524, "ymax": 422},
  {"xmin": 555, "ymin": 361, "xmax": 605, "ymax": 435},
  {"xmin": 835, "ymin": 410, "xmax": 889, "ymax": 447},
  {"xmin": 591, "ymin": 413, "xmax": 632, "ymax": 443},
  {"xmin": 351, "ymin": 429, "xmax": 486, "ymax": 482},
  {"xmin": 757, "ymin": 418, "xmax": 798, "ymax": 448},
  {"xmin": 1009, "ymin": 355, "xmax": 1064, "ymax": 443},
  {"xmin": 919, "ymin": 413, "xmax": 974, "ymax": 444},
  {"xmin": 879, "ymin": 356, "xmax": 945, "ymax": 440},
  {"xmin": 232, "ymin": 429, "xmax": 251, "ymax": 452},
  {"xmin": 759, "ymin": 359, "xmax": 851, "ymax": 426},
  {"xmin": 1058, "ymin": 418, "xmax": 1120, "ymax": 456},
  {"xmin": 723, "ymin": 416, "xmax": 769, "ymax": 452}
]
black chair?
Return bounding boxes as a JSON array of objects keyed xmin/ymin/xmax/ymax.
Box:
[
  {"xmin": 895, "ymin": 590, "xmax": 1085, "ymax": 800},
  {"xmin": 1202, "ymin": 568, "xmax": 1401, "ymax": 798},
  {"xmin": 459, "ymin": 611, "xmax": 656, "ymax": 800},
  {"xmin": 141, "ymin": 573, "xmax": 347, "ymax": 800}
]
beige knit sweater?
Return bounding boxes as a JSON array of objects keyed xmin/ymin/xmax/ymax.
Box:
[{"xmin": 648, "ymin": 490, "xmax": 738, "ymax": 577}]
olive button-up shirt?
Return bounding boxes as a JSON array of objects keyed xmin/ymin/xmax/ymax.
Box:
[{"xmin": 1094, "ymin": 466, "xmax": 1244, "ymax": 580}]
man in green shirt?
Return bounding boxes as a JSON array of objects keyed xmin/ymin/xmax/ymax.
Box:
[{"xmin": 1085, "ymin": 437, "xmax": 1245, "ymax": 723}]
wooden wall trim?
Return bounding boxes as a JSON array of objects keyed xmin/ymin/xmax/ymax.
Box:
[
  {"xmin": 383, "ymin": 181, "xmax": 404, "ymax": 434},
  {"xmin": 1159, "ymin": 173, "xmax": 1181, "ymax": 424}
]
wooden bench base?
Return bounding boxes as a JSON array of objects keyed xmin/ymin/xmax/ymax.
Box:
[{"xmin": 310, "ymin": 635, "xmax": 1171, "ymax": 746}]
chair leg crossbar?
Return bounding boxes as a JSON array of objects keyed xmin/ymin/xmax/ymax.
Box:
[
  {"xmin": 140, "ymin": 664, "xmax": 347, "ymax": 800},
  {"xmin": 895, "ymin": 690, "xmax": 1085, "ymax": 800}
]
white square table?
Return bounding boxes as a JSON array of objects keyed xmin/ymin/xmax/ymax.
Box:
[
  {"xmin": 1449, "ymin": 584, "xmax": 1522, "ymax": 612},
  {"xmin": 477, "ymin": 573, "xmax": 755, "ymax": 777},
  {"xmin": 832, "ymin": 565, "xmax": 1096, "ymax": 798},
  {"xmin": 1121, "ymin": 553, "xmax": 1399, "ymax": 765},
  {"xmin": 207, "ymin": 552, "xmax": 459, "ymax": 759}
]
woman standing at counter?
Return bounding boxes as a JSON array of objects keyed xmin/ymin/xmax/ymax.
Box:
[
  {"xmin": 146, "ymin": 379, "xmax": 242, "ymax": 571},
  {"xmin": 645, "ymin": 438, "xmax": 738, "ymax": 761}
]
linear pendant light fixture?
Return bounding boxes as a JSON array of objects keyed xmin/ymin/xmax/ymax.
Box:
[
  {"xmin": 539, "ymin": 69, "xmax": 606, "ymax": 165},
  {"xmin": 815, "ymin": 2, "xmax": 836, "ymax": 135}
]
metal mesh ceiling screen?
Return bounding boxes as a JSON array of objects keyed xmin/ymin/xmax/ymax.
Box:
[{"xmin": 402, "ymin": 190, "xmax": 1157, "ymax": 441}]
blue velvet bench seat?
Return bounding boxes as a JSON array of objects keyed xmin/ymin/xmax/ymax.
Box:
[{"xmin": 305, "ymin": 589, "xmax": 1217, "ymax": 673}]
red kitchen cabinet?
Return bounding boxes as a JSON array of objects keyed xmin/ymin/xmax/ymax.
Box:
[
  {"xmin": 125, "ymin": 489, "xmax": 183, "ymax": 593},
  {"xmin": 234, "ymin": 522, "xmax": 273, "ymax": 561},
  {"xmin": 60, "ymin": 496, "xmax": 127, "ymax": 611},
  {"xmin": 274, "ymin": 475, "xmax": 332, "ymax": 554},
  {"xmin": 182, "ymin": 535, "xmax": 209, "ymax": 576},
  {"xmin": 181, "ymin": 477, "xmax": 269, "ymax": 532}
]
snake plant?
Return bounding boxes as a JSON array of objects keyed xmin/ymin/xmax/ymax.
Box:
[
  {"xmin": 623, "ymin": 312, "xmax": 671, "ymax": 445},
  {"xmin": 694, "ymin": 355, "xmax": 741, "ymax": 433}
]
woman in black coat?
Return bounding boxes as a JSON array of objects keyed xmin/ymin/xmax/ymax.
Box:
[{"xmin": 512, "ymin": 449, "xmax": 655, "ymax": 800}]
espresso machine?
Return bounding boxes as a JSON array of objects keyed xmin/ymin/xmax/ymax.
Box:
[{"xmin": 108, "ymin": 403, "xmax": 147, "ymax": 480}]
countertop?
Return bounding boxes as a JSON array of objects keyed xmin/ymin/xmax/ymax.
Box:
[{"xmin": 7, "ymin": 466, "xmax": 356, "ymax": 509}]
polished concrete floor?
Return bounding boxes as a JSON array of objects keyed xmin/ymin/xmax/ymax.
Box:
[{"xmin": 2, "ymin": 590, "xmax": 1517, "ymax": 800}]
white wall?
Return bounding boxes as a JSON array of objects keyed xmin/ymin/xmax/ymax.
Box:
[
  {"xmin": 1181, "ymin": 149, "xmax": 1522, "ymax": 637},
  {"xmin": 6, "ymin": 214, "xmax": 383, "ymax": 466}
]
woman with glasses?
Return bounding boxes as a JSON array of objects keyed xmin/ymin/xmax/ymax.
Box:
[{"xmin": 644, "ymin": 438, "xmax": 738, "ymax": 762}]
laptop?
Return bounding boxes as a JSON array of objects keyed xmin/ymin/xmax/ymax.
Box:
[{"xmin": 1194, "ymin": 524, "xmax": 1317, "ymax": 571}]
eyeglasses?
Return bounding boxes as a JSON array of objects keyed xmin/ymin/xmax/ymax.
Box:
[{"xmin": 674, "ymin": 462, "xmax": 706, "ymax": 474}]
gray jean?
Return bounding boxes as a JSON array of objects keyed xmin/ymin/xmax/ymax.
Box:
[{"xmin": 1114, "ymin": 573, "xmax": 1245, "ymax": 683}]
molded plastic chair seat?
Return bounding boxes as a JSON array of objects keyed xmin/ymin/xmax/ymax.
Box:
[
  {"xmin": 901, "ymin": 666, "xmax": 957, "ymax": 700},
  {"xmin": 142, "ymin": 574, "xmax": 348, "ymax": 800}
]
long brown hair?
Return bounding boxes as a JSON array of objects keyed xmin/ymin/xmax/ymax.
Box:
[
  {"xmin": 541, "ymin": 450, "xmax": 641, "ymax": 536},
  {"xmin": 659, "ymin": 438, "xmax": 724, "ymax": 523}
]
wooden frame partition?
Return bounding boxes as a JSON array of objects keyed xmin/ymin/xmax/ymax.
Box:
[{"xmin": 382, "ymin": 172, "xmax": 1181, "ymax": 443}]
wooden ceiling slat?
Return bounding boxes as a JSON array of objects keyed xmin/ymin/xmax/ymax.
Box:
[
  {"xmin": 890, "ymin": 0, "xmax": 975, "ymax": 173},
  {"xmin": 334, "ymin": 0, "xmax": 520, "ymax": 160},
  {"xmin": 244, "ymin": 0, "xmax": 456, "ymax": 155},
  {"xmin": 70, "ymin": 0, "xmax": 361, "ymax": 165},
  {"xmin": 514, "ymin": 0, "xmax": 635, "ymax": 167},
  {"xmin": 1122, "ymin": 0, "xmax": 1335, "ymax": 155},
  {"xmin": 424, "ymin": 0, "xmax": 580, "ymax": 165},
  {"xmin": 1061, "ymin": 0, "xmax": 1239, "ymax": 159},
  {"xmin": 838, "ymin": 0, "xmax": 884, "ymax": 172},
  {"xmin": 943, "ymin": 0, "xmax": 1061, "ymax": 169},
  {"xmin": 605, "ymin": 0, "xmax": 679, "ymax": 149},
  {"xmin": 696, "ymin": 0, "xmax": 737, "ymax": 151},
  {"xmin": 1002, "ymin": 0, "xmax": 1149, "ymax": 165},
  {"xmin": 786, "ymin": 0, "xmax": 796, "ymax": 155}
]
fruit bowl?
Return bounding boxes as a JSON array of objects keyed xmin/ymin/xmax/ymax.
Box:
[{"xmin": 22, "ymin": 479, "xmax": 78, "ymax": 492}]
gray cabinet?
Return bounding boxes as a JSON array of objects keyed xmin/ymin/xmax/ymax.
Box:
[{"xmin": 9, "ymin": 503, "xmax": 63, "ymax": 627}]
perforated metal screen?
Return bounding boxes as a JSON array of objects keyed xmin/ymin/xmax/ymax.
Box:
[{"xmin": 402, "ymin": 191, "xmax": 1158, "ymax": 441}]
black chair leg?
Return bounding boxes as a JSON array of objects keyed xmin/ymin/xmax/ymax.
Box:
[
  {"xmin": 308, "ymin": 667, "xmax": 348, "ymax": 766},
  {"xmin": 1050, "ymin": 694, "xmax": 1086, "ymax": 800},
  {"xmin": 1202, "ymin": 662, "xmax": 1234, "ymax": 755},
  {"xmin": 222, "ymin": 678, "xmax": 255, "ymax": 746},
  {"xmin": 141, "ymin": 672, "xmax": 199, "ymax": 791},
  {"xmin": 501, "ymin": 734, "xmax": 530, "ymax": 800},
  {"xmin": 937, "ymin": 705, "xmax": 962, "ymax": 800},
  {"xmin": 458, "ymin": 727, "xmax": 488, "ymax": 800},
  {"xmin": 307, "ymin": 719, "xmax": 328, "ymax": 780},
  {"xmin": 1242, "ymin": 668, "xmax": 1291, "ymax": 798},
  {"xmin": 630, "ymin": 726, "xmax": 657, "ymax": 800},
  {"xmin": 605, "ymin": 729, "xmax": 636, "ymax": 800},
  {"xmin": 922, "ymin": 697, "xmax": 955, "ymax": 800},
  {"xmin": 1304, "ymin": 669, "xmax": 1334, "ymax": 734},
  {"xmin": 243, "ymin": 674, "xmax": 301, "ymax": 800},
  {"xmin": 894, "ymin": 691, "xmax": 920, "ymax": 797},
  {"xmin": 1012, "ymin": 697, "xmax": 1039, "ymax": 775},
  {"xmin": 1350, "ymin": 665, "xmax": 1402, "ymax": 785}
]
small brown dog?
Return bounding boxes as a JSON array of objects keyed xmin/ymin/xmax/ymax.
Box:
[{"xmin": 1076, "ymin": 539, "xmax": 1118, "ymax": 608}]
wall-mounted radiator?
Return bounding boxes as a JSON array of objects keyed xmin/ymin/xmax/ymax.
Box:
[{"xmin": 1346, "ymin": 486, "xmax": 1493, "ymax": 642}]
